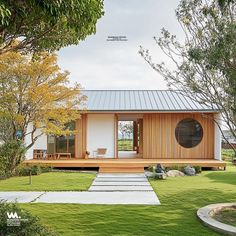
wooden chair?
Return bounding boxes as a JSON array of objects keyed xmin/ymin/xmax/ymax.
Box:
[
  {"xmin": 33, "ymin": 149, "xmax": 47, "ymax": 159},
  {"xmin": 93, "ymin": 148, "xmax": 107, "ymax": 158},
  {"xmin": 46, "ymin": 153, "xmax": 56, "ymax": 160}
]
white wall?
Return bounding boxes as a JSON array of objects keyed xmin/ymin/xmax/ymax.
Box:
[
  {"xmin": 214, "ymin": 113, "xmax": 222, "ymax": 160},
  {"xmin": 25, "ymin": 123, "xmax": 47, "ymax": 159},
  {"xmin": 87, "ymin": 114, "xmax": 115, "ymax": 158}
]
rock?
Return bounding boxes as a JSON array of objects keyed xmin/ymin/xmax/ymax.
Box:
[
  {"xmin": 184, "ymin": 165, "xmax": 196, "ymax": 176},
  {"xmin": 155, "ymin": 164, "xmax": 166, "ymax": 174},
  {"xmin": 154, "ymin": 172, "xmax": 167, "ymax": 180},
  {"xmin": 145, "ymin": 171, "xmax": 153, "ymax": 177},
  {"xmin": 146, "ymin": 171, "xmax": 167, "ymax": 179},
  {"xmin": 166, "ymin": 170, "xmax": 185, "ymax": 177}
]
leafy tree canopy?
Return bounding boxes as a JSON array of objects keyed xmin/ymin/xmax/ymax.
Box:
[
  {"xmin": 0, "ymin": 51, "xmax": 86, "ymax": 149},
  {"xmin": 140, "ymin": 0, "xmax": 236, "ymax": 154},
  {"xmin": 0, "ymin": 0, "xmax": 104, "ymax": 54}
]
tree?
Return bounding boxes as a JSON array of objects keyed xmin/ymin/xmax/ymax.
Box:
[
  {"xmin": 0, "ymin": 51, "xmax": 85, "ymax": 150},
  {"xmin": 0, "ymin": 117, "xmax": 14, "ymax": 143},
  {"xmin": 124, "ymin": 122, "xmax": 133, "ymax": 140},
  {"xmin": 0, "ymin": 0, "xmax": 104, "ymax": 54},
  {"xmin": 119, "ymin": 122, "xmax": 126, "ymax": 140},
  {"xmin": 140, "ymin": 0, "xmax": 236, "ymax": 156}
]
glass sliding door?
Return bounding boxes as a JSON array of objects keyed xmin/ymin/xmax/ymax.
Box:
[
  {"xmin": 56, "ymin": 136, "xmax": 68, "ymax": 153},
  {"xmin": 55, "ymin": 135, "xmax": 75, "ymax": 157},
  {"xmin": 68, "ymin": 135, "xmax": 75, "ymax": 156},
  {"xmin": 47, "ymin": 122, "xmax": 76, "ymax": 157}
]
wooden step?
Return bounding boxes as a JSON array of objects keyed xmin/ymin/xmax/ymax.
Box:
[{"xmin": 99, "ymin": 167, "xmax": 144, "ymax": 173}]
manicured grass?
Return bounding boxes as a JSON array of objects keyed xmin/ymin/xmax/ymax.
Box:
[
  {"xmin": 214, "ymin": 208, "xmax": 236, "ymax": 227},
  {"xmin": 222, "ymin": 148, "xmax": 235, "ymax": 161},
  {"xmin": 20, "ymin": 164, "xmax": 236, "ymax": 236},
  {"xmin": 118, "ymin": 139, "xmax": 133, "ymax": 151},
  {"xmin": 0, "ymin": 172, "xmax": 95, "ymax": 191}
]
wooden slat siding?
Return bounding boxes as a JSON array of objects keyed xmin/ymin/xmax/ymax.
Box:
[
  {"xmin": 82, "ymin": 114, "xmax": 87, "ymax": 157},
  {"xmin": 143, "ymin": 113, "xmax": 214, "ymax": 159},
  {"xmin": 76, "ymin": 114, "xmax": 87, "ymax": 158},
  {"xmin": 75, "ymin": 119, "xmax": 79, "ymax": 158}
]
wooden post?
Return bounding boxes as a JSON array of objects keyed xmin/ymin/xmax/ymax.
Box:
[
  {"xmin": 133, "ymin": 121, "xmax": 138, "ymax": 152},
  {"xmin": 29, "ymin": 170, "xmax": 32, "ymax": 185},
  {"xmin": 115, "ymin": 114, "xmax": 118, "ymax": 158},
  {"xmin": 139, "ymin": 119, "xmax": 143, "ymax": 155}
]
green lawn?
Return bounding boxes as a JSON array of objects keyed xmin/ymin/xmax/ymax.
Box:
[
  {"xmin": 118, "ymin": 139, "xmax": 133, "ymax": 151},
  {"xmin": 20, "ymin": 164, "xmax": 236, "ymax": 236},
  {"xmin": 0, "ymin": 172, "xmax": 95, "ymax": 191}
]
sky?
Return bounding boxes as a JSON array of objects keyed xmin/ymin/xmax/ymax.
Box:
[{"xmin": 57, "ymin": 0, "xmax": 183, "ymax": 90}]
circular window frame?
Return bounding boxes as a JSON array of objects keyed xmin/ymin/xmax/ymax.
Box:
[{"xmin": 175, "ymin": 118, "xmax": 203, "ymax": 148}]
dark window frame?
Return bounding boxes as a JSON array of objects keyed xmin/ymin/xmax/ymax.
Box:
[{"xmin": 175, "ymin": 118, "xmax": 203, "ymax": 148}]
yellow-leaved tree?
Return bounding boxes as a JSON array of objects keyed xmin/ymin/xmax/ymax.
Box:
[{"xmin": 0, "ymin": 52, "xmax": 85, "ymax": 150}]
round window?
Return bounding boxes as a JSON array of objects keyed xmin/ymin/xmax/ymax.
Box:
[{"xmin": 175, "ymin": 118, "xmax": 203, "ymax": 148}]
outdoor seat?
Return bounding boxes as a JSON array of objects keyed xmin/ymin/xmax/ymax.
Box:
[
  {"xmin": 93, "ymin": 148, "xmax": 107, "ymax": 158},
  {"xmin": 46, "ymin": 153, "xmax": 72, "ymax": 159},
  {"xmin": 33, "ymin": 149, "xmax": 47, "ymax": 159}
]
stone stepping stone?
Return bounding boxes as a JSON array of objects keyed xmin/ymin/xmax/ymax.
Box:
[
  {"xmin": 92, "ymin": 181, "xmax": 150, "ymax": 186},
  {"xmin": 95, "ymin": 177, "xmax": 148, "ymax": 182},
  {"xmin": 97, "ymin": 173, "xmax": 146, "ymax": 178},
  {"xmin": 89, "ymin": 185, "xmax": 153, "ymax": 191}
]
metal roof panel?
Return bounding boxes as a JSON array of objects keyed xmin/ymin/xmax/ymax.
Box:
[{"xmin": 81, "ymin": 90, "xmax": 218, "ymax": 112}]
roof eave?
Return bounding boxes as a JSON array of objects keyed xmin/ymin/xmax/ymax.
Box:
[{"xmin": 80, "ymin": 110, "xmax": 220, "ymax": 113}]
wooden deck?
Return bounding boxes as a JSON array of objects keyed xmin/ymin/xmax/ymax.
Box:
[{"xmin": 24, "ymin": 158, "xmax": 226, "ymax": 173}]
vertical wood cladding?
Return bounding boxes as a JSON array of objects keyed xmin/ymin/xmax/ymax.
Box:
[
  {"xmin": 143, "ymin": 113, "xmax": 214, "ymax": 159},
  {"xmin": 75, "ymin": 114, "xmax": 87, "ymax": 158}
]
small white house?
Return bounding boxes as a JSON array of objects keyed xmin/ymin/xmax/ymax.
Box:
[{"xmin": 25, "ymin": 90, "xmax": 225, "ymax": 171}]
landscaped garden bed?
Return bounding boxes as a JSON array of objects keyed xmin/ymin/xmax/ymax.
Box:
[{"xmin": 214, "ymin": 206, "xmax": 236, "ymax": 227}]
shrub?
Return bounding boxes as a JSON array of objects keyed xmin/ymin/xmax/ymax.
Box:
[
  {"xmin": 15, "ymin": 164, "xmax": 31, "ymax": 176},
  {"xmin": 165, "ymin": 165, "xmax": 184, "ymax": 172},
  {"xmin": 15, "ymin": 164, "xmax": 53, "ymax": 176},
  {"xmin": 222, "ymin": 149, "xmax": 235, "ymax": 162},
  {"xmin": 0, "ymin": 200, "xmax": 57, "ymax": 236},
  {"xmin": 15, "ymin": 165, "xmax": 41, "ymax": 176},
  {"xmin": 31, "ymin": 165, "xmax": 42, "ymax": 175},
  {"xmin": 0, "ymin": 140, "xmax": 26, "ymax": 179},
  {"xmin": 40, "ymin": 164, "xmax": 53, "ymax": 173},
  {"xmin": 193, "ymin": 166, "xmax": 202, "ymax": 174},
  {"xmin": 147, "ymin": 165, "xmax": 155, "ymax": 172}
]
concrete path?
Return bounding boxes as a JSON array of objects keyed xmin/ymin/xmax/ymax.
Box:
[
  {"xmin": 89, "ymin": 173, "xmax": 153, "ymax": 192},
  {"xmin": 0, "ymin": 174, "xmax": 160, "ymax": 205},
  {"xmin": 87, "ymin": 173, "xmax": 160, "ymax": 204},
  {"xmin": 0, "ymin": 192, "xmax": 44, "ymax": 203}
]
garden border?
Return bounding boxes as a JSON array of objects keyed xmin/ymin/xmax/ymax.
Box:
[{"xmin": 197, "ymin": 203, "xmax": 236, "ymax": 235}]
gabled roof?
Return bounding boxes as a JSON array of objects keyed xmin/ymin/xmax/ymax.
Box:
[{"xmin": 82, "ymin": 90, "xmax": 218, "ymax": 112}]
